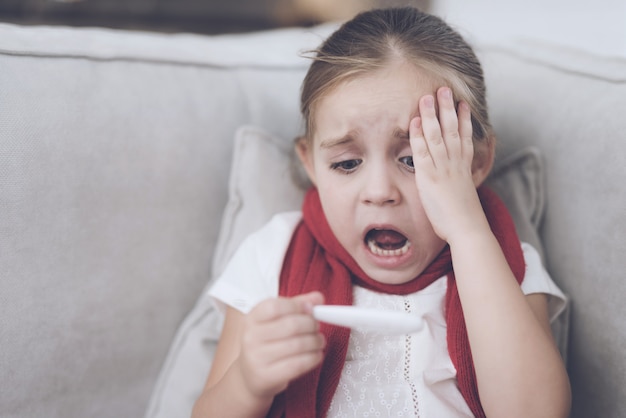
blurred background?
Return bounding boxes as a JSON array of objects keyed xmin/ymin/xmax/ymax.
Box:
[
  {"xmin": 0, "ymin": 0, "xmax": 624, "ymax": 57},
  {"xmin": 0, "ymin": 0, "xmax": 429, "ymax": 34}
]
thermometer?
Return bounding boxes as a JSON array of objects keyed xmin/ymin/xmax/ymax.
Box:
[{"xmin": 312, "ymin": 305, "xmax": 424, "ymax": 334}]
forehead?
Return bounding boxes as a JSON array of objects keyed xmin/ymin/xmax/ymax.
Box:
[
  {"xmin": 312, "ymin": 61, "xmax": 438, "ymax": 140},
  {"xmin": 330, "ymin": 61, "xmax": 436, "ymax": 99}
]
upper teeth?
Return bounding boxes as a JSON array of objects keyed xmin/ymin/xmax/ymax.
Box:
[{"xmin": 367, "ymin": 239, "xmax": 411, "ymax": 257}]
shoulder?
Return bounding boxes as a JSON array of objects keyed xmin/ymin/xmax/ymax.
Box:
[
  {"xmin": 209, "ymin": 211, "xmax": 302, "ymax": 313},
  {"xmin": 520, "ymin": 242, "xmax": 568, "ymax": 322},
  {"xmin": 252, "ymin": 211, "xmax": 303, "ymax": 251}
]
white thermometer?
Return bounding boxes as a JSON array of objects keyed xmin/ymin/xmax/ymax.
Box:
[{"xmin": 312, "ymin": 305, "xmax": 424, "ymax": 335}]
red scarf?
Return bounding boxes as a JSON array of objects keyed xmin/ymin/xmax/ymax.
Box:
[{"xmin": 268, "ymin": 186, "xmax": 525, "ymax": 418}]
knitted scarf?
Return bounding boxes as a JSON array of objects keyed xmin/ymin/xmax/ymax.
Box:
[{"xmin": 267, "ymin": 186, "xmax": 525, "ymax": 418}]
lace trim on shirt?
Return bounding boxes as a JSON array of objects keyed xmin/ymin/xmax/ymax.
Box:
[{"xmin": 403, "ymin": 297, "xmax": 421, "ymax": 418}]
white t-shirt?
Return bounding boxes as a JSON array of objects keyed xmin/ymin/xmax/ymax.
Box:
[{"xmin": 209, "ymin": 212, "xmax": 568, "ymax": 418}]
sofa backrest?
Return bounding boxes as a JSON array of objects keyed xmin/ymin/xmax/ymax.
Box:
[{"xmin": 480, "ymin": 42, "xmax": 626, "ymax": 417}]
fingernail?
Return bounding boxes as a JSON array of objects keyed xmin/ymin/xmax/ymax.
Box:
[
  {"xmin": 303, "ymin": 302, "xmax": 314, "ymax": 314},
  {"xmin": 424, "ymin": 95, "xmax": 434, "ymax": 108},
  {"xmin": 442, "ymin": 88, "xmax": 452, "ymax": 99}
]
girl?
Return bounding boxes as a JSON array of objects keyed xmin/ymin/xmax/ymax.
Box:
[{"xmin": 193, "ymin": 7, "xmax": 571, "ymax": 418}]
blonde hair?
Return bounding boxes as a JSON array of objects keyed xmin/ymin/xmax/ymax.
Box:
[{"xmin": 301, "ymin": 7, "xmax": 492, "ymax": 148}]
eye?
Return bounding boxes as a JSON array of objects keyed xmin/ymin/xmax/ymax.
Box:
[
  {"xmin": 399, "ymin": 156, "xmax": 414, "ymax": 169},
  {"xmin": 330, "ymin": 159, "xmax": 362, "ymax": 173}
]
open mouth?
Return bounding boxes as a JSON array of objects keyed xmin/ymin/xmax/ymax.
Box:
[{"xmin": 365, "ymin": 228, "xmax": 411, "ymax": 257}]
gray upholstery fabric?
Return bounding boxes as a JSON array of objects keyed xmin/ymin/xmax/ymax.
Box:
[
  {"xmin": 0, "ymin": 23, "xmax": 326, "ymax": 418},
  {"xmin": 0, "ymin": 22, "xmax": 624, "ymax": 418},
  {"xmin": 480, "ymin": 44, "xmax": 626, "ymax": 418}
]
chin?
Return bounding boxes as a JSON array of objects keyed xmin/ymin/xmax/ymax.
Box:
[{"xmin": 362, "ymin": 266, "xmax": 419, "ymax": 286}]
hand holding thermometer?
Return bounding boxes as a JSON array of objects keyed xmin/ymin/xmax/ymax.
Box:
[{"xmin": 312, "ymin": 305, "xmax": 424, "ymax": 335}]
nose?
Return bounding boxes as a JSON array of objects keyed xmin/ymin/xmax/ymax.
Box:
[{"xmin": 361, "ymin": 161, "xmax": 401, "ymax": 206}]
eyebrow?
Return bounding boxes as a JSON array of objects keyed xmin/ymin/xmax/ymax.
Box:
[
  {"xmin": 319, "ymin": 130, "xmax": 358, "ymax": 149},
  {"xmin": 392, "ymin": 127, "xmax": 410, "ymax": 141},
  {"xmin": 318, "ymin": 127, "xmax": 411, "ymax": 149}
]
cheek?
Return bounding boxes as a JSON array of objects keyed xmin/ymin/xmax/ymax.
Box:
[
  {"xmin": 317, "ymin": 184, "xmax": 347, "ymax": 212},
  {"xmin": 403, "ymin": 186, "xmax": 434, "ymax": 226},
  {"xmin": 316, "ymin": 182, "xmax": 354, "ymax": 224}
]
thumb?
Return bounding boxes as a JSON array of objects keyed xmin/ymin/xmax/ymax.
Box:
[{"xmin": 293, "ymin": 291, "xmax": 325, "ymax": 313}]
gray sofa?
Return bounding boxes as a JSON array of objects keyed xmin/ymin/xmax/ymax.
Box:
[{"xmin": 1, "ymin": 21, "xmax": 624, "ymax": 418}]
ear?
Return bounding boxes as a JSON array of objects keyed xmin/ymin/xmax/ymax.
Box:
[
  {"xmin": 471, "ymin": 134, "xmax": 496, "ymax": 186},
  {"xmin": 295, "ymin": 136, "xmax": 317, "ymax": 186}
]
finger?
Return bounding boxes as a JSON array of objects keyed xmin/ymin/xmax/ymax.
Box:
[
  {"xmin": 409, "ymin": 116, "xmax": 434, "ymax": 168},
  {"xmin": 457, "ymin": 101, "xmax": 474, "ymax": 165},
  {"xmin": 292, "ymin": 291, "xmax": 325, "ymax": 312},
  {"xmin": 260, "ymin": 332, "xmax": 326, "ymax": 364},
  {"xmin": 251, "ymin": 293, "xmax": 320, "ymax": 323},
  {"xmin": 262, "ymin": 343, "xmax": 325, "ymax": 386},
  {"xmin": 242, "ymin": 334, "xmax": 325, "ymax": 397},
  {"xmin": 418, "ymin": 94, "xmax": 448, "ymax": 163},
  {"xmin": 251, "ymin": 331, "xmax": 326, "ymax": 375},
  {"xmin": 258, "ymin": 312, "xmax": 321, "ymax": 343},
  {"xmin": 437, "ymin": 87, "xmax": 462, "ymax": 160}
]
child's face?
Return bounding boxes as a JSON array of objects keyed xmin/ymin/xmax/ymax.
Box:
[{"xmin": 298, "ymin": 61, "xmax": 448, "ymax": 285}]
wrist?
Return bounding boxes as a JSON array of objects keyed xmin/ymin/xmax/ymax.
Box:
[
  {"xmin": 233, "ymin": 359, "xmax": 276, "ymax": 413},
  {"xmin": 446, "ymin": 219, "xmax": 494, "ymax": 250},
  {"xmin": 448, "ymin": 221, "xmax": 499, "ymax": 253}
]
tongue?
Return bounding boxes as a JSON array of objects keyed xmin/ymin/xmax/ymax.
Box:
[{"xmin": 368, "ymin": 229, "xmax": 407, "ymax": 250}]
